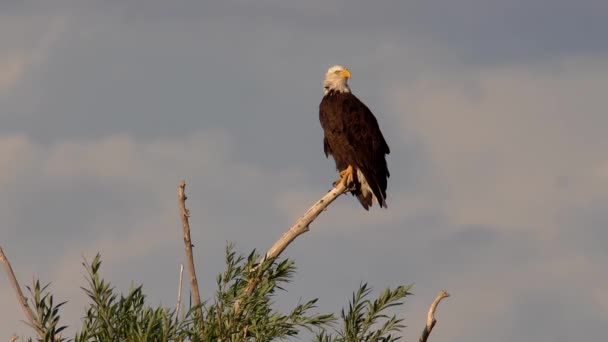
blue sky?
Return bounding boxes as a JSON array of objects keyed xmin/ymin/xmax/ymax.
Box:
[{"xmin": 1, "ymin": 1, "xmax": 608, "ymax": 340}]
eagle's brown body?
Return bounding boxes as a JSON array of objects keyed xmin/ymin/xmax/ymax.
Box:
[{"xmin": 319, "ymin": 89, "xmax": 390, "ymax": 210}]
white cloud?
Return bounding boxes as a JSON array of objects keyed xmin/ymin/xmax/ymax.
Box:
[
  {"xmin": 390, "ymin": 55, "xmax": 608, "ymax": 233},
  {"xmin": 0, "ymin": 134, "xmax": 39, "ymax": 188},
  {"xmin": 0, "ymin": 14, "xmax": 67, "ymax": 95},
  {"xmin": 42, "ymin": 131, "xmax": 234, "ymax": 183},
  {"xmin": 367, "ymin": 56, "xmax": 608, "ymax": 340},
  {"xmin": 0, "ymin": 57, "xmax": 26, "ymax": 93},
  {"xmin": 0, "ymin": 129, "xmax": 236, "ymax": 191}
]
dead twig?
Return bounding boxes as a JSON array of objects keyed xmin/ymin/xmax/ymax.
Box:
[
  {"xmin": 0, "ymin": 246, "xmax": 43, "ymax": 337},
  {"xmin": 177, "ymin": 180, "xmax": 203, "ymax": 320},
  {"xmin": 419, "ymin": 290, "xmax": 450, "ymax": 342},
  {"xmin": 175, "ymin": 263, "xmax": 184, "ymax": 319}
]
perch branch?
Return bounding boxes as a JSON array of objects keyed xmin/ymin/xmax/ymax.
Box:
[
  {"xmin": 419, "ymin": 290, "xmax": 450, "ymax": 342},
  {"xmin": 264, "ymin": 181, "xmax": 348, "ymax": 261},
  {"xmin": 175, "ymin": 263, "xmax": 184, "ymax": 318},
  {"xmin": 236, "ymin": 181, "xmax": 349, "ymax": 313},
  {"xmin": 177, "ymin": 181, "xmax": 203, "ymax": 319},
  {"xmin": 0, "ymin": 246, "xmax": 43, "ymax": 337}
]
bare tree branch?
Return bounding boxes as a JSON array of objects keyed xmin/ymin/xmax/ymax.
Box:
[
  {"xmin": 0, "ymin": 246, "xmax": 43, "ymax": 337},
  {"xmin": 236, "ymin": 181, "xmax": 349, "ymax": 312},
  {"xmin": 177, "ymin": 180, "xmax": 203, "ymax": 320},
  {"xmin": 175, "ymin": 263, "xmax": 184, "ymax": 319},
  {"xmin": 265, "ymin": 181, "xmax": 349, "ymax": 261},
  {"xmin": 419, "ymin": 290, "xmax": 450, "ymax": 342}
]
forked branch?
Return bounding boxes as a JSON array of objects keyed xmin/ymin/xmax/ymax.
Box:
[
  {"xmin": 177, "ymin": 181, "xmax": 203, "ymax": 319},
  {"xmin": 0, "ymin": 246, "xmax": 43, "ymax": 337},
  {"xmin": 419, "ymin": 290, "xmax": 450, "ymax": 342}
]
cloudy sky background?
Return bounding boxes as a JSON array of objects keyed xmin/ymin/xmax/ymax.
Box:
[{"xmin": 2, "ymin": 1, "xmax": 608, "ymax": 340}]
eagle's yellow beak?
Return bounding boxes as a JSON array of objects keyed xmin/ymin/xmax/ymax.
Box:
[{"xmin": 340, "ymin": 69, "xmax": 351, "ymax": 79}]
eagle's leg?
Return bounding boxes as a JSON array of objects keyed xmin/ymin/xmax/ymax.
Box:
[{"xmin": 333, "ymin": 165, "xmax": 355, "ymax": 188}]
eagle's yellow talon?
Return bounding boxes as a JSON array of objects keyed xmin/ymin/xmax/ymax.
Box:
[{"xmin": 334, "ymin": 165, "xmax": 354, "ymax": 188}]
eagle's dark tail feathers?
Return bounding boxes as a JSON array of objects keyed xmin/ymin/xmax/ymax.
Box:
[
  {"xmin": 356, "ymin": 191, "xmax": 373, "ymax": 211},
  {"xmin": 353, "ymin": 166, "xmax": 388, "ymax": 210}
]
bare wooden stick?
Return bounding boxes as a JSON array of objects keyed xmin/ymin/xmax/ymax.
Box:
[
  {"xmin": 236, "ymin": 181, "xmax": 349, "ymax": 312},
  {"xmin": 177, "ymin": 180, "xmax": 203, "ymax": 319},
  {"xmin": 419, "ymin": 290, "xmax": 450, "ymax": 342},
  {"xmin": 175, "ymin": 263, "xmax": 184, "ymax": 318},
  {"xmin": 0, "ymin": 246, "xmax": 43, "ymax": 337},
  {"xmin": 265, "ymin": 180, "xmax": 348, "ymax": 262}
]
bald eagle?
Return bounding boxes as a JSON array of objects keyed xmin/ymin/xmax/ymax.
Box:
[{"xmin": 319, "ymin": 65, "xmax": 390, "ymax": 210}]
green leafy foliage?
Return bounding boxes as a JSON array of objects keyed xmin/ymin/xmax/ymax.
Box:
[
  {"xmin": 194, "ymin": 243, "xmax": 335, "ymax": 341},
  {"xmin": 315, "ymin": 283, "xmax": 412, "ymax": 342},
  {"xmin": 73, "ymin": 254, "xmax": 182, "ymax": 341},
  {"xmin": 25, "ymin": 280, "xmax": 68, "ymax": 342},
  {"xmin": 20, "ymin": 244, "xmax": 411, "ymax": 341}
]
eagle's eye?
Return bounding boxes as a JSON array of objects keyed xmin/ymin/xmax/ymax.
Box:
[{"xmin": 334, "ymin": 70, "xmax": 341, "ymax": 74}]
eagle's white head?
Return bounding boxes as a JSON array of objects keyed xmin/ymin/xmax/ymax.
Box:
[{"xmin": 323, "ymin": 65, "xmax": 351, "ymax": 95}]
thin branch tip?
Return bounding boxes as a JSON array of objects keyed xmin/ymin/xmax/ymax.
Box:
[
  {"xmin": 0, "ymin": 246, "xmax": 44, "ymax": 337},
  {"xmin": 175, "ymin": 264, "xmax": 185, "ymax": 318},
  {"xmin": 419, "ymin": 289, "xmax": 450, "ymax": 342}
]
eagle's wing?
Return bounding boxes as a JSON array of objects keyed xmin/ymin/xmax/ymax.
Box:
[{"xmin": 342, "ymin": 94, "xmax": 390, "ymax": 206}]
